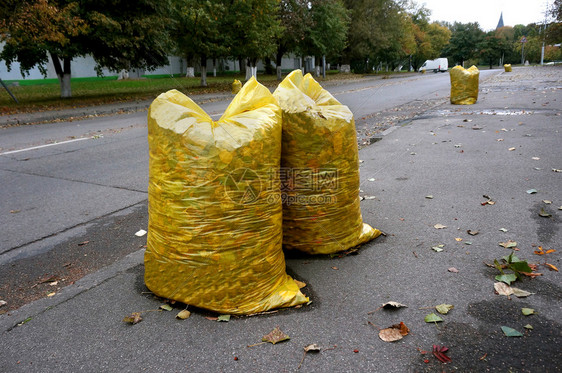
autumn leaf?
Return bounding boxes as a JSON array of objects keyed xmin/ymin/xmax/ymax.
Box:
[
  {"xmin": 123, "ymin": 312, "xmax": 142, "ymax": 325},
  {"xmin": 379, "ymin": 322, "xmax": 409, "ymax": 342},
  {"xmin": 176, "ymin": 310, "xmax": 191, "ymax": 320},
  {"xmin": 432, "ymin": 345, "xmax": 452, "ymax": 363},
  {"xmin": 494, "ymin": 282, "xmax": 514, "ymax": 296},
  {"xmin": 218, "ymin": 314, "xmax": 231, "ymax": 322},
  {"xmin": 511, "ymin": 287, "xmax": 534, "ymax": 298},
  {"xmin": 545, "ymin": 263, "xmax": 559, "ymax": 272},
  {"xmin": 432, "ymin": 244, "xmax": 445, "ymax": 252},
  {"xmin": 495, "ymin": 274, "xmax": 517, "ymax": 285},
  {"xmin": 526, "ymin": 189, "xmax": 537, "ymax": 194},
  {"xmin": 501, "ymin": 326, "xmax": 523, "ymax": 337},
  {"xmin": 382, "ymin": 301, "xmax": 408, "ymax": 310},
  {"xmin": 262, "ymin": 326, "xmax": 290, "ymax": 345},
  {"xmin": 435, "ymin": 304, "xmax": 454, "ymax": 315},
  {"xmin": 424, "ymin": 313, "xmax": 443, "ymax": 323},
  {"xmin": 499, "ymin": 240, "xmax": 517, "ymax": 249},
  {"xmin": 159, "ymin": 304, "xmax": 173, "ymax": 311},
  {"xmin": 304, "ymin": 344, "xmax": 321, "ymax": 352},
  {"xmin": 521, "ymin": 308, "xmax": 535, "ymax": 316},
  {"xmin": 434, "ymin": 224, "xmax": 446, "ymax": 229},
  {"xmin": 539, "ymin": 208, "xmax": 552, "ymax": 218},
  {"xmin": 467, "ymin": 230, "xmax": 479, "ymax": 236}
]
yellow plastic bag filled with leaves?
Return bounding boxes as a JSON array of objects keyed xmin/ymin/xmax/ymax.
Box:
[
  {"xmin": 231, "ymin": 79, "xmax": 242, "ymax": 94},
  {"xmin": 504, "ymin": 64, "xmax": 512, "ymax": 72},
  {"xmin": 145, "ymin": 77, "xmax": 308, "ymax": 315},
  {"xmin": 450, "ymin": 65, "xmax": 479, "ymax": 105},
  {"xmin": 273, "ymin": 70, "xmax": 381, "ymax": 255}
]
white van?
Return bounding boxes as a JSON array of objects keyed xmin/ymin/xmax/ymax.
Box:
[{"xmin": 419, "ymin": 58, "xmax": 448, "ymax": 73}]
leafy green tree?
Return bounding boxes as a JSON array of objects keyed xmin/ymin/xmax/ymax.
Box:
[
  {"xmin": 478, "ymin": 32, "xmax": 502, "ymax": 69},
  {"xmin": 307, "ymin": 0, "xmax": 350, "ymax": 75},
  {"xmin": 275, "ymin": 0, "xmax": 312, "ymax": 79},
  {"xmin": 0, "ymin": 0, "xmax": 172, "ymax": 98},
  {"xmin": 444, "ymin": 22, "xmax": 484, "ymax": 66},
  {"xmin": 170, "ymin": 0, "xmax": 227, "ymax": 86},
  {"xmin": 225, "ymin": 0, "xmax": 282, "ymax": 80},
  {"xmin": 0, "ymin": 0, "xmax": 88, "ymax": 98}
]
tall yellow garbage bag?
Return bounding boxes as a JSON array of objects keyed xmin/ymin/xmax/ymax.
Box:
[
  {"xmin": 450, "ymin": 65, "xmax": 479, "ymax": 105},
  {"xmin": 145, "ymin": 77, "xmax": 308, "ymax": 314},
  {"xmin": 504, "ymin": 64, "xmax": 512, "ymax": 72},
  {"xmin": 273, "ymin": 70, "xmax": 381, "ymax": 255}
]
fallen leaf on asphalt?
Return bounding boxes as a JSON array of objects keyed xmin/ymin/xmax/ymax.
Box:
[
  {"xmin": 494, "ymin": 282, "xmax": 514, "ymax": 296},
  {"xmin": 424, "ymin": 313, "xmax": 443, "ymax": 323},
  {"xmin": 304, "ymin": 344, "xmax": 321, "ymax": 352},
  {"xmin": 508, "ymin": 147, "xmax": 516, "ymax": 151},
  {"xmin": 432, "ymin": 245, "xmax": 444, "ymax": 252},
  {"xmin": 331, "ymin": 266, "xmax": 338, "ymax": 270},
  {"xmin": 545, "ymin": 263, "xmax": 559, "ymax": 272},
  {"xmin": 159, "ymin": 304, "xmax": 173, "ymax": 311},
  {"xmin": 524, "ymin": 324, "xmax": 533, "ymax": 330},
  {"xmin": 47, "ymin": 292, "xmax": 56, "ymax": 297},
  {"xmin": 499, "ymin": 240, "xmax": 517, "ymax": 249},
  {"xmin": 543, "ymin": 200, "xmax": 552, "ymax": 204},
  {"xmin": 176, "ymin": 310, "xmax": 191, "ymax": 320},
  {"xmin": 0, "ymin": 300, "xmax": 7, "ymax": 307},
  {"xmin": 531, "ymin": 157, "xmax": 540, "ymax": 160},
  {"xmin": 262, "ymin": 326, "xmax": 290, "ymax": 345},
  {"xmin": 526, "ymin": 189, "xmax": 537, "ymax": 194},
  {"xmin": 218, "ymin": 314, "xmax": 231, "ymax": 322},
  {"xmin": 379, "ymin": 322, "xmax": 409, "ymax": 342},
  {"xmin": 501, "ymin": 326, "xmax": 523, "ymax": 337},
  {"xmin": 363, "ymin": 195, "xmax": 376, "ymax": 200},
  {"xmin": 382, "ymin": 301, "xmax": 408, "ymax": 310},
  {"xmin": 495, "ymin": 274, "xmax": 517, "ymax": 285},
  {"xmin": 135, "ymin": 229, "xmax": 147, "ymax": 237},
  {"xmin": 448, "ymin": 267, "xmax": 459, "ymax": 273},
  {"xmin": 367, "ymin": 178, "xmax": 375, "ymax": 182},
  {"xmin": 294, "ymin": 280, "xmax": 307, "ymax": 289},
  {"xmin": 434, "ymin": 224, "xmax": 446, "ymax": 229},
  {"xmin": 10, "ymin": 209, "xmax": 20, "ymax": 213},
  {"xmin": 465, "ymin": 241, "xmax": 472, "ymax": 245},
  {"xmin": 552, "ymin": 168, "xmax": 562, "ymax": 172},
  {"xmin": 425, "ymin": 195, "xmax": 434, "ymax": 199},
  {"xmin": 511, "ymin": 287, "xmax": 534, "ymax": 298},
  {"xmin": 435, "ymin": 304, "xmax": 454, "ymax": 315},
  {"xmin": 123, "ymin": 312, "xmax": 143, "ymax": 325},
  {"xmin": 205, "ymin": 316, "xmax": 219, "ymax": 321},
  {"xmin": 77, "ymin": 241, "xmax": 89, "ymax": 246},
  {"xmin": 455, "ymin": 237, "xmax": 463, "ymax": 242},
  {"xmin": 467, "ymin": 230, "xmax": 479, "ymax": 236},
  {"xmin": 521, "ymin": 308, "xmax": 535, "ymax": 316},
  {"xmin": 499, "ymin": 228, "xmax": 508, "ymax": 232},
  {"xmin": 539, "ymin": 208, "xmax": 552, "ymax": 218},
  {"xmin": 432, "ymin": 345, "xmax": 452, "ymax": 363}
]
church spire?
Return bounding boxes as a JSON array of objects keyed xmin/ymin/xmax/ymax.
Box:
[{"xmin": 496, "ymin": 12, "xmax": 504, "ymax": 29}]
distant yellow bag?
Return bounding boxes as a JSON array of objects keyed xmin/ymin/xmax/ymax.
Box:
[
  {"xmin": 145, "ymin": 77, "xmax": 308, "ymax": 314},
  {"xmin": 273, "ymin": 70, "xmax": 381, "ymax": 255},
  {"xmin": 504, "ymin": 64, "xmax": 512, "ymax": 72},
  {"xmin": 450, "ymin": 65, "xmax": 479, "ymax": 105},
  {"xmin": 231, "ymin": 79, "xmax": 242, "ymax": 94}
]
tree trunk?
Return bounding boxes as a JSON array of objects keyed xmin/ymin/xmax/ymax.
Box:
[
  {"xmin": 200, "ymin": 55, "xmax": 207, "ymax": 87},
  {"xmin": 276, "ymin": 51, "xmax": 283, "ymax": 80},
  {"xmin": 186, "ymin": 54, "xmax": 195, "ymax": 77},
  {"xmin": 245, "ymin": 58, "xmax": 257, "ymax": 80},
  {"xmin": 239, "ymin": 57, "xmax": 246, "ymax": 76},
  {"xmin": 212, "ymin": 58, "xmax": 217, "ymax": 77},
  {"xmin": 51, "ymin": 53, "xmax": 72, "ymax": 98}
]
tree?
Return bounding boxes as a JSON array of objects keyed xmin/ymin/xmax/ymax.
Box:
[
  {"xmin": 478, "ymin": 32, "xmax": 502, "ymax": 69},
  {"xmin": 0, "ymin": 0, "xmax": 88, "ymax": 98},
  {"xmin": 275, "ymin": 0, "xmax": 311, "ymax": 80},
  {"xmin": 444, "ymin": 22, "xmax": 484, "ymax": 66},
  {"xmin": 0, "ymin": 0, "xmax": 172, "ymax": 98},
  {"xmin": 225, "ymin": 0, "xmax": 282, "ymax": 80},
  {"xmin": 171, "ymin": 0, "xmax": 227, "ymax": 86},
  {"xmin": 343, "ymin": 0, "xmax": 407, "ymax": 73},
  {"xmin": 307, "ymin": 0, "xmax": 350, "ymax": 76}
]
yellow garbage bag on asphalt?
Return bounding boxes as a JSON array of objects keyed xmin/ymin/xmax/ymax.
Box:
[
  {"xmin": 450, "ymin": 65, "xmax": 479, "ymax": 105},
  {"xmin": 504, "ymin": 64, "xmax": 512, "ymax": 72},
  {"xmin": 273, "ymin": 70, "xmax": 381, "ymax": 255},
  {"xmin": 145, "ymin": 77, "xmax": 308, "ymax": 315},
  {"xmin": 231, "ymin": 79, "xmax": 242, "ymax": 94}
]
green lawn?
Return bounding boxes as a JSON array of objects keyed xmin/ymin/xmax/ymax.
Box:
[{"xmin": 0, "ymin": 71, "xmax": 367, "ymax": 114}]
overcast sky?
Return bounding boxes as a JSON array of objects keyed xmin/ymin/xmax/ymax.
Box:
[{"xmin": 419, "ymin": 0, "xmax": 554, "ymax": 31}]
